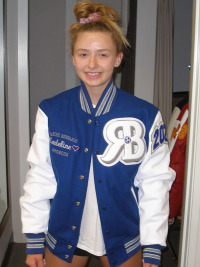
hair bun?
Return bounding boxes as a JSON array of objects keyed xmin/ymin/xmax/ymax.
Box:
[{"xmin": 73, "ymin": 0, "xmax": 118, "ymax": 23}]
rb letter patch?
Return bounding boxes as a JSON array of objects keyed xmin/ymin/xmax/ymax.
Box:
[{"xmin": 97, "ymin": 118, "xmax": 147, "ymax": 166}]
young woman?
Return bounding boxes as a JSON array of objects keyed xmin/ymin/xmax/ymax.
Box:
[{"xmin": 20, "ymin": 1, "xmax": 175, "ymax": 267}]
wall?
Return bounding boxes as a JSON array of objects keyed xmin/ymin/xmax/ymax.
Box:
[
  {"xmin": 0, "ymin": 0, "xmax": 8, "ymax": 223},
  {"xmin": 134, "ymin": 0, "xmax": 193, "ymax": 98},
  {"xmin": 29, "ymin": 0, "xmax": 67, "ymax": 138},
  {"xmin": 134, "ymin": 0, "xmax": 157, "ymax": 104},
  {"xmin": 173, "ymin": 0, "xmax": 193, "ymax": 92},
  {"xmin": 0, "ymin": 1, "xmax": 18, "ymax": 264},
  {"xmin": 0, "ymin": 1, "xmax": 12, "ymax": 264},
  {"xmin": 6, "ymin": 0, "xmax": 29, "ymax": 244}
]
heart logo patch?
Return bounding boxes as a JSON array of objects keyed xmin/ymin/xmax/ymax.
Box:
[{"xmin": 72, "ymin": 145, "xmax": 79, "ymax": 152}]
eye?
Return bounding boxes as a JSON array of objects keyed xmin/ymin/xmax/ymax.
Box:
[
  {"xmin": 78, "ymin": 53, "xmax": 88, "ymax": 57},
  {"xmin": 99, "ymin": 53, "xmax": 109, "ymax": 58}
]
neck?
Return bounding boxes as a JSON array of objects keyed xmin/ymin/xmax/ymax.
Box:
[
  {"xmin": 80, "ymin": 79, "xmax": 113, "ymax": 106},
  {"xmin": 88, "ymin": 89, "xmax": 103, "ymax": 105}
]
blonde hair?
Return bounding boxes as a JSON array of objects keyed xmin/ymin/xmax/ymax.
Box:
[{"xmin": 70, "ymin": 0, "xmax": 130, "ymax": 54}]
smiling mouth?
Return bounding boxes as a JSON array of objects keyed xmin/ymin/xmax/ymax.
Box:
[{"xmin": 87, "ymin": 72, "xmax": 101, "ymax": 77}]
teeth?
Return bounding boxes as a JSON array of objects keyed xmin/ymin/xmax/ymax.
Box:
[{"xmin": 87, "ymin": 72, "xmax": 100, "ymax": 77}]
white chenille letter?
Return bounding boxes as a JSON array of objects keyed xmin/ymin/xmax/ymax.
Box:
[{"xmin": 98, "ymin": 118, "xmax": 146, "ymax": 166}]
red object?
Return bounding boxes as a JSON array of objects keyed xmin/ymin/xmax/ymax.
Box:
[{"xmin": 169, "ymin": 103, "xmax": 188, "ymax": 220}]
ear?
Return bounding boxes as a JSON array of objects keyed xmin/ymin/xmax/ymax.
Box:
[{"xmin": 114, "ymin": 52, "xmax": 123, "ymax": 68}]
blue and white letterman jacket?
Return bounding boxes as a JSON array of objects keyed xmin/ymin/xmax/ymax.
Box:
[{"xmin": 20, "ymin": 79, "xmax": 175, "ymax": 266}]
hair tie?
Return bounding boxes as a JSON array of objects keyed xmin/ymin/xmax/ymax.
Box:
[{"xmin": 80, "ymin": 13, "xmax": 101, "ymax": 24}]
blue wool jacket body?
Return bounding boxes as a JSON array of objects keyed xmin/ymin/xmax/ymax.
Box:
[{"xmin": 20, "ymin": 79, "xmax": 175, "ymax": 266}]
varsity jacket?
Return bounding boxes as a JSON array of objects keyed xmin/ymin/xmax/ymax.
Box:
[
  {"xmin": 168, "ymin": 100, "xmax": 188, "ymax": 221},
  {"xmin": 20, "ymin": 79, "xmax": 175, "ymax": 266}
]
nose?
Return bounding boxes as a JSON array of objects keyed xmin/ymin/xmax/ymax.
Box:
[{"xmin": 88, "ymin": 55, "xmax": 97, "ymax": 69}]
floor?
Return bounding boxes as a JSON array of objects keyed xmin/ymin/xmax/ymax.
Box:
[{"xmin": 2, "ymin": 219, "xmax": 180, "ymax": 267}]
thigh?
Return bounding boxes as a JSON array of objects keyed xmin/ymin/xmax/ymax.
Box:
[
  {"xmin": 100, "ymin": 250, "xmax": 142, "ymax": 267},
  {"xmin": 45, "ymin": 247, "xmax": 89, "ymax": 267}
]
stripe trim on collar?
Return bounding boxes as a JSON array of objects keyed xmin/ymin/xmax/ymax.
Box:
[
  {"xmin": 103, "ymin": 85, "xmax": 116, "ymax": 115},
  {"xmin": 80, "ymin": 83, "xmax": 116, "ymax": 117},
  {"xmin": 80, "ymin": 89, "xmax": 92, "ymax": 114},
  {"xmin": 95, "ymin": 83, "xmax": 114, "ymax": 116}
]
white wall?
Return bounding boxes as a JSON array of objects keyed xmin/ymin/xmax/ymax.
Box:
[
  {"xmin": 134, "ymin": 0, "xmax": 157, "ymax": 104},
  {"xmin": 7, "ymin": 0, "xmax": 29, "ymax": 243}
]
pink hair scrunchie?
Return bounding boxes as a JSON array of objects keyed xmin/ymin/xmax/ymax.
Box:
[{"xmin": 80, "ymin": 13, "xmax": 101, "ymax": 24}]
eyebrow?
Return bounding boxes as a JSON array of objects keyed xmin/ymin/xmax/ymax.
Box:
[{"xmin": 75, "ymin": 48, "xmax": 111, "ymax": 52}]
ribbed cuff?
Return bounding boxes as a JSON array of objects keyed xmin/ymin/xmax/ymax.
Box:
[
  {"xmin": 142, "ymin": 245, "xmax": 164, "ymax": 266},
  {"xmin": 26, "ymin": 233, "xmax": 46, "ymax": 255}
]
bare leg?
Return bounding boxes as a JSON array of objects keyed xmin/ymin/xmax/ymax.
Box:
[
  {"xmin": 45, "ymin": 247, "xmax": 89, "ymax": 267},
  {"xmin": 100, "ymin": 250, "xmax": 142, "ymax": 267}
]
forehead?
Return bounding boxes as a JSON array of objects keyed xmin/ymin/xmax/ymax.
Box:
[{"xmin": 74, "ymin": 31, "xmax": 116, "ymax": 50}]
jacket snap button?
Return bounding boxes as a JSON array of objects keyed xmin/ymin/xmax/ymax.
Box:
[
  {"xmin": 76, "ymin": 201, "xmax": 80, "ymax": 206},
  {"xmin": 68, "ymin": 245, "xmax": 72, "ymax": 249},
  {"xmin": 84, "ymin": 148, "xmax": 89, "ymax": 153},
  {"xmin": 72, "ymin": 226, "xmax": 76, "ymax": 230},
  {"xmin": 88, "ymin": 119, "xmax": 92, "ymax": 124},
  {"xmin": 65, "ymin": 255, "xmax": 69, "ymax": 259},
  {"xmin": 80, "ymin": 175, "xmax": 84, "ymax": 180},
  {"xmin": 106, "ymin": 230, "xmax": 110, "ymax": 235},
  {"xmin": 95, "ymin": 121, "xmax": 99, "ymax": 125}
]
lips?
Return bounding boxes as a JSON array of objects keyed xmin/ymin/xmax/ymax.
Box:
[{"xmin": 86, "ymin": 72, "xmax": 101, "ymax": 78}]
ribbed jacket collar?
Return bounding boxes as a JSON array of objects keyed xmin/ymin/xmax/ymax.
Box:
[{"xmin": 80, "ymin": 79, "xmax": 116, "ymax": 117}]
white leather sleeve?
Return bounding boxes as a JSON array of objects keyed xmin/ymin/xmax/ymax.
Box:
[
  {"xmin": 20, "ymin": 107, "xmax": 57, "ymax": 234},
  {"xmin": 134, "ymin": 111, "xmax": 175, "ymax": 246}
]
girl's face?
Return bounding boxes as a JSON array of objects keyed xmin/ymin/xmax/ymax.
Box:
[{"xmin": 72, "ymin": 31, "xmax": 123, "ymax": 96}]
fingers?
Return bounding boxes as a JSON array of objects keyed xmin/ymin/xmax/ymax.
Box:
[
  {"xmin": 37, "ymin": 258, "xmax": 45, "ymax": 267},
  {"xmin": 25, "ymin": 254, "xmax": 45, "ymax": 267}
]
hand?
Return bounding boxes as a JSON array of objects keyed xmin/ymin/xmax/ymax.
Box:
[
  {"xmin": 26, "ymin": 254, "xmax": 45, "ymax": 267},
  {"xmin": 143, "ymin": 263, "xmax": 158, "ymax": 267}
]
